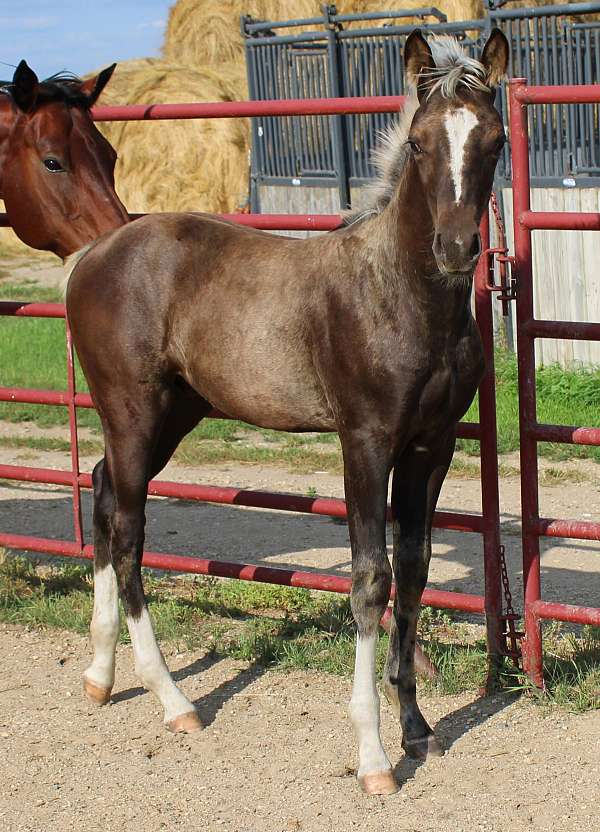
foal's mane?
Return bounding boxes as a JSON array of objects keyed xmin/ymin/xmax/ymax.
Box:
[
  {"xmin": 0, "ymin": 72, "xmax": 92, "ymax": 110},
  {"xmin": 345, "ymin": 36, "xmax": 491, "ymax": 225}
]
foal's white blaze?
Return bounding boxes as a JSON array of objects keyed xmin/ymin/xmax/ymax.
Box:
[
  {"xmin": 127, "ymin": 608, "xmax": 196, "ymax": 723},
  {"xmin": 85, "ymin": 564, "xmax": 120, "ymax": 691},
  {"xmin": 349, "ymin": 634, "xmax": 392, "ymax": 776},
  {"xmin": 444, "ymin": 107, "xmax": 479, "ymax": 204}
]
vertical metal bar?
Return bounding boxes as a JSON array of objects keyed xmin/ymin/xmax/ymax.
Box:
[
  {"xmin": 474, "ymin": 208, "xmax": 505, "ymax": 682},
  {"xmin": 245, "ymin": 43, "xmax": 262, "ymax": 212},
  {"xmin": 533, "ymin": 18, "xmax": 544, "ymax": 176},
  {"xmin": 65, "ymin": 317, "xmax": 84, "ymax": 553},
  {"xmin": 550, "ymin": 16, "xmax": 563, "ymax": 171},
  {"xmin": 509, "ymin": 79, "xmax": 544, "ymax": 688},
  {"xmin": 541, "ymin": 16, "xmax": 553, "ymax": 177},
  {"xmin": 326, "ymin": 22, "xmax": 351, "ymax": 209}
]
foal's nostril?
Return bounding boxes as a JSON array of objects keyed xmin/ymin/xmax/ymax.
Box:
[
  {"xmin": 433, "ymin": 232, "xmax": 442, "ymax": 255},
  {"xmin": 469, "ymin": 233, "xmax": 482, "ymax": 260}
]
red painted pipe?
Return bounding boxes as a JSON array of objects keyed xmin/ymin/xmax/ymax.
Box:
[
  {"xmin": 0, "ymin": 463, "xmax": 485, "ymax": 534},
  {"xmin": 535, "ymin": 517, "xmax": 600, "ymax": 542},
  {"xmin": 520, "ymin": 210, "xmax": 600, "ymax": 232},
  {"xmin": 0, "ymin": 530, "xmax": 485, "ymax": 614},
  {"xmin": 523, "ymin": 319, "xmax": 600, "ymax": 342},
  {"xmin": 531, "ymin": 599, "xmax": 600, "ymax": 627},
  {"xmin": 528, "ymin": 423, "xmax": 600, "ymax": 446},
  {"xmin": 510, "ymin": 78, "xmax": 544, "ymax": 687},
  {"xmin": 514, "ymin": 84, "xmax": 600, "ymax": 106},
  {"xmin": 92, "ymin": 95, "xmax": 406, "ymax": 122}
]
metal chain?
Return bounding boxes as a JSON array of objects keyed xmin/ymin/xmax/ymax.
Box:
[
  {"xmin": 490, "ymin": 190, "xmax": 507, "ymax": 243},
  {"xmin": 499, "ymin": 543, "xmax": 523, "ymax": 667}
]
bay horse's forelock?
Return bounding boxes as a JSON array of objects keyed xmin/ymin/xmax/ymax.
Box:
[
  {"xmin": 0, "ymin": 61, "xmax": 128, "ymax": 259},
  {"xmin": 67, "ymin": 30, "xmax": 509, "ymax": 795}
]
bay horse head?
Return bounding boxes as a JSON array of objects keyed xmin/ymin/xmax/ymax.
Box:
[
  {"xmin": 389, "ymin": 29, "xmax": 509, "ymax": 277},
  {"xmin": 0, "ymin": 61, "xmax": 128, "ymax": 259}
]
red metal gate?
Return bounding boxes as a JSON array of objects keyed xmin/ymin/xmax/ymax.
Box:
[
  {"xmin": 510, "ymin": 78, "xmax": 600, "ymax": 686},
  {"xmin": 0, "ymin": 95, "xmax": 510, "ymax": 673}
]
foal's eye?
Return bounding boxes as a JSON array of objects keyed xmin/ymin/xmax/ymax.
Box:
[
  {"xmin": 407, "ymin": 139, "xmax": 423, "ymax": 155},
  {"xmin": 43, "ymin": 158, "xmax": 65, "ymax": 172}
]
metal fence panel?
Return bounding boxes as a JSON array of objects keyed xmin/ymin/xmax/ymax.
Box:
[{"xmin": 244, "ymin": 3, "xmax": 600, "ymax": 205}]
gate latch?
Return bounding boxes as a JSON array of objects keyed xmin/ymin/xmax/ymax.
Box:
[{"xmin": 484, "ymin": 248, "xmax": 517, "ymax": 316}]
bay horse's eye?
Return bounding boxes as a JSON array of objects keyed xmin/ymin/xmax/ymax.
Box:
[
  {"xmin": 43, "ymin": 158, "xmax": 65, "ymax": 172},
  {"xmin": 407, "ymin": 139, "xmax": 423, "ymax": 155}
]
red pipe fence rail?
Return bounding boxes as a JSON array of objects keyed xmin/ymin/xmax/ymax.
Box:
[
  {"xmin": 2, "ymin": 88, "xmax": 598, "ymax": 686},
  {"xmin": 510, "ymin": 78, "xmax": 600, "ymax": 685}
]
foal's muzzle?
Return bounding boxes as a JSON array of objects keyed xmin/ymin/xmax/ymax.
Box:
[{"xmin": 433, "ymin": 229, "xmax": 481, "ymax": 275}]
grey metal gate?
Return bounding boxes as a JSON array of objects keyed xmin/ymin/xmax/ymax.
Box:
[{"xmin": 244, "ymin": 2, "xmax": 600, "ymax": 210}]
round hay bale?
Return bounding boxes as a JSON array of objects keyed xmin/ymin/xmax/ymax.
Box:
[
  {"xmin": 163, "ymin": 0, "xmax": 321, "ymax": 69},
  {"xmin": 96, "ymin": 58, "xmax": 250, "ymax": 214}
]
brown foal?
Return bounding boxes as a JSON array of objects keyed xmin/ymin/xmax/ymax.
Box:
[
  {"xmin": 0, "ymin": 60, "xmax": 128, "ymax": 258},
  {"xmin": 66, "ymin": 30, "xmax": 509, "ymax": 796}
]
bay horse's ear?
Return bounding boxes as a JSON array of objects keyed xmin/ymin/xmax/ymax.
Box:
[
  {"xmin": 480, "ymin": 28, "xmax": 510, "ymax": 88},
  {"xmin": 12, "ymin": 60, "xmax": 39, "ymax": 113},
  {"xmin": 404, "ymin": 30, "xmax": 435, "ymax": 102},
  {"xmin": 81, "ymin": 63, "xmax": 117, "ymax": 106}
]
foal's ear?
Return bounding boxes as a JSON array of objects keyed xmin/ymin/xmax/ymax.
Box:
[
  {"xmin": 404, "ymin": 30, "xmax": 435, "ymax": 102},
  {"xmin": 11, "ymin": 60, "xmax": 39, "ymax": 113},
  {"xmin": 81, "ymin": 63, "xmax": 117, "ymax": 106},
  {"xmin": 480, "ymin": 28, "xmax": 510, "ymax": 88}
]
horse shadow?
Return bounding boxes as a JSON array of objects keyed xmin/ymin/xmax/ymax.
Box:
[{"xmin": 392, "ymin": 690, "xmax": 519, "ymax": 787}]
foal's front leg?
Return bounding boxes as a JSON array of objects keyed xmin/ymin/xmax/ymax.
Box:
[
  {"xmin": 383, "ymin": 436, "xmax": 455, "ymax": 760},
  {"xmin": 342, "ymin": 436, "xmax": 396, "ymax": 796}
]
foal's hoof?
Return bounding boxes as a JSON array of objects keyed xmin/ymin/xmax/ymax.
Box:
[
  {"xmin": 166, "ymin": 710, "xmax": 203, "ymax": 734},
  {"xmin": 402, "ymin": 734, "xmax": 443, "ymax": 761},
  {"xmin": 83, "ymin": 676, "xmax": 112, "ymax": 706},
  {"xmin": 358, "ymin": 770, "xmax": 398, "ymax": 796}
]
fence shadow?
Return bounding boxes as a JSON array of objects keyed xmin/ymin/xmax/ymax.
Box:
[{"xmin": 1, "ymin": 480, "xmax": 599, "ymax": 610}]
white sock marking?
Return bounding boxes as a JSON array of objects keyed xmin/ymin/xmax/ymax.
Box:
[
  {"xmin": 127, "ymin": 608, "xmax": 195, "ymax": 723},
  {"xmin": 349, "ymin": 634, "xmax": 391, "ymax": 777},
  {"xmin": 85, "ymin": 565, "xmax": 120, "ymax": 691},
  {"xmin": 444, "ymin": 108, "xmax": 479, "ymax": 204}
]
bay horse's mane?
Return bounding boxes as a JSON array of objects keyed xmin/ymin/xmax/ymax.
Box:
[
  {"xmin": 0, "ymin": 72, "xmax": 92, "ymax": 109},
  {"xmin": 345, "ymin": 36, "xmax": 493, "ymax": 225}
]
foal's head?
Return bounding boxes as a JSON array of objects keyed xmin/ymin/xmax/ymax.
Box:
[
  {"xmin": 403, "ymin": 29, "xmax": 509, "ymax": 276},
  {"xmin": 0, "ymin": 61, "xmax": 128, "ymax": 259}
]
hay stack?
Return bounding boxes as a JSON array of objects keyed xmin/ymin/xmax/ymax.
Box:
[
  {"xmin": 96, "ymin": 58, "xmax": 250, "ymax": 214},
  {"xmin": 163, "ymin": 1, "xmax": 321, "ymax": 69},
  {"xmin": 163, "ymin": 2, "xmax": 487, "ymax": 70}
]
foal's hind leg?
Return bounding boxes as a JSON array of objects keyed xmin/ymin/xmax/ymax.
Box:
[
  {"xmin": 83, "ymin": 393, "xmax": 208, "ymax": 708},
  {"xmin": 83, "ymin": 458, "xmax": 119, "ymax": 705},
  {"xmin": 342, "ymin": 435, "xmax": 396, "ymax": 796},
  {"xmin": 99, "ymin": 391, "xmax": 207, "ymax": 732},
  {"xmin": 383, "ymin": 435, "xmax": 455, "ymax": 761}
]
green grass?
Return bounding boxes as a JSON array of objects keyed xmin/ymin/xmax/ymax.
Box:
[
  {"xmin": 1, "ymin": 556, "xmax": 598, "ymax": 708},
  {"xmin": 458, "ymin": 351, "xmax": 600, "ymax": 462},
  {"xmin": 1, "ymin": 281, "xmax": 600, "ymax": 465}
]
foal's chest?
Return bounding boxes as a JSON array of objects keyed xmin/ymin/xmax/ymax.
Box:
[{"xmin": 411, "ymin": 328, "xmax": 484, "ymax": 438}]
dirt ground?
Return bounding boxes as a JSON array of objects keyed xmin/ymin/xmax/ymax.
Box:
[
  {"xmin": 1, "ymin": 622, "xmax": 599, "ymax": 832},
  {"xmin": 0, "ymin": 436, "xmax": 599, "ymax": 830}
]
